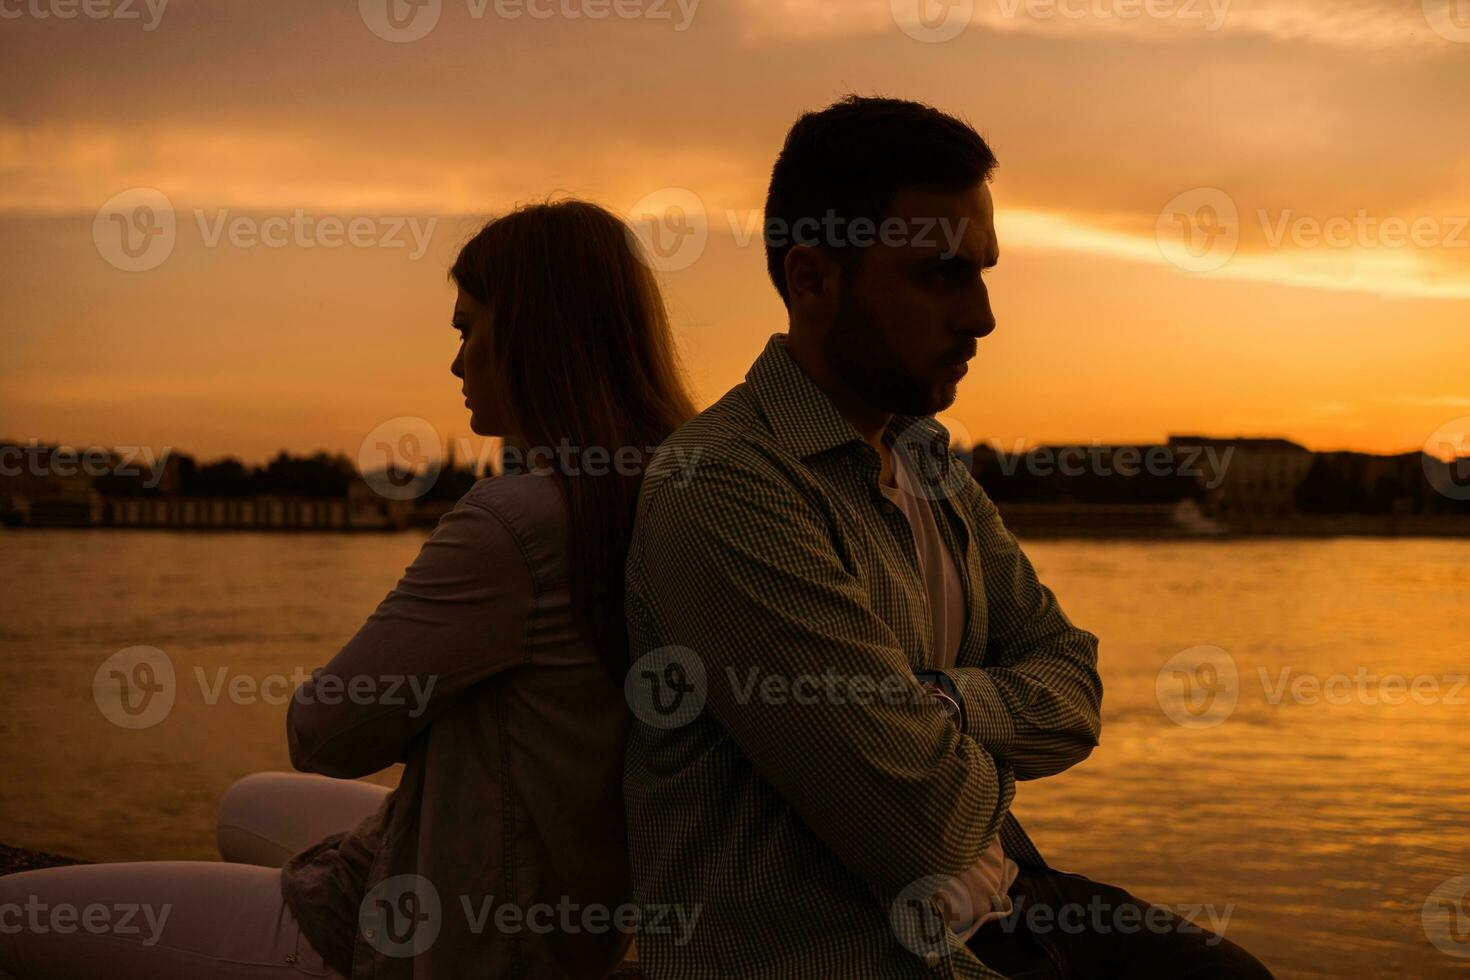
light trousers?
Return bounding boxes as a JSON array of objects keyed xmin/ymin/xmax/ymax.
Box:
[{"xmin": 0, "ymin": 773, "xmax": 391, "ymax": 980}]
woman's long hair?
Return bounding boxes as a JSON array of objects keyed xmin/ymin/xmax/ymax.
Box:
[{"xmin": 449, "ymin": 200, "xmax": 697, "ymax": 686}]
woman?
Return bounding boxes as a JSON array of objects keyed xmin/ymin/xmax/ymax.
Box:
[{"xmin": 0, "ymin": 199, "xmax": 698, "ymax": 979}]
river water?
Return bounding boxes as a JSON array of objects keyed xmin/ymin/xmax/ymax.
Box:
[{"xmin": 1, "ymin": 530, "xmax": 1466, "ymax": 978}]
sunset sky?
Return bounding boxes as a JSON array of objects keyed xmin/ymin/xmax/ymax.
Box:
[{"xmin": 3, "ymin": 0, "xmax": 1468, "ymax": 464}]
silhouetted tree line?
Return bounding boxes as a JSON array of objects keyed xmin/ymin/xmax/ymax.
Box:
[
  {"xmin": 98, "ymin": 451, "xmax": 358, "ymax": 498},
  {"xmin": 96, "ymin": 450, "xmax": 485, "ymax": 501},
  {"xmin": 423, "ymin": 464, "xmax": 481, "ymax": 502}
]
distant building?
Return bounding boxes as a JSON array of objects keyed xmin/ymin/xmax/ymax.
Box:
[
  {"xmin": 1297, "ymin": 450, "xmax": 1445, "ymax": 515},
  {"xmin": 0, "ymin": 443, "xmax": 107, "ymax": 527},
  {"xmin": 1168, "ymin": 435, "xmax": 1314, "ymax": 519}
]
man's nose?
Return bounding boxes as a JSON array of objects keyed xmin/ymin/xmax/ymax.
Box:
[
  {"xmin": 958, "ymin": 285, "xmax": 996, "ymax": 340},
  {"xmin": 970, "ymin": 308, "xmax": 997, "ymax": 340}
]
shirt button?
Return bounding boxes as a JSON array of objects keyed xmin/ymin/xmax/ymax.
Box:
[
  {"xmin": 924, "ymin": 949, "xmax": 941, "ymax": 966},
  {"xmin": 365, "ymin": 928, "xmax": 375, "ymax": 938}
]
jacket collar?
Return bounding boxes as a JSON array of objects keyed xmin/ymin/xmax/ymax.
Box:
[{"xmin": 745, "ymin": 332, "xmax": 952, "ymax": 463}]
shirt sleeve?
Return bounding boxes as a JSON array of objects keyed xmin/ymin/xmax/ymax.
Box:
[
  {"xmin": 286, "ymin": 494, "xmax": 534, "ymax": 778},
  {"xmin": 632, "ymin": 451, "xmax": 1015, "ymax": 897},
  {"xmin": 944, "ymin": 481, "xmax": 1103, "ymax": 780}
]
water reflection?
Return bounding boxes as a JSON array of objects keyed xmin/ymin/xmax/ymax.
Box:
[{"xmin": 0, "ymin": 532, "xmax": 1466, "ymax": 977}]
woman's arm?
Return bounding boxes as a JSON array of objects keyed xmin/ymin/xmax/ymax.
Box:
[{"xmin": 286, "ymin": 494, "xmax": 535, "ymax": 778}]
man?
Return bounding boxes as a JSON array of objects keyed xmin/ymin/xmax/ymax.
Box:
[{"xmin": 623, "ymin": 95, "xmax": 1272, "ymax": 978}]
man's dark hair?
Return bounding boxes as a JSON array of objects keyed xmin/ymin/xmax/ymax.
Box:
[{"xmin": 763, "ymin": 94, "xmax": 997, "ymax": 307}]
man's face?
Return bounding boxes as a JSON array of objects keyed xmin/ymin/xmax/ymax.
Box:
[{"xmin": 825, "ymin": 182, "xmax": 998, "ymax": 417}]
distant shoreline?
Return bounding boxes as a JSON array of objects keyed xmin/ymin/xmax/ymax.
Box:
[
  {"xmin": 1016, "ymin": 531, "xmax": 1470, "ymax": 540},
  {"xmin": 995, "ymin": 502, "xmax": 1470, "ymax": 539},
  {"xmin": 0, "ymin": 843, "xmax": 86, "ymax": 877}
]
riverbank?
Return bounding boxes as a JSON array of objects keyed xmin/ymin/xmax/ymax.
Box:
[
  {"xmin": 995, "ymin": 502, "xmax": 1470, "ymax": 538},
  {"xmin": 0, "ymin": 844, "xmax": 85, "ymax": 877}
]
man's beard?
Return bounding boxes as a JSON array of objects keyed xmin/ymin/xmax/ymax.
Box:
[{"xmin": 824, "ymin": 285, "xmax": 948, "ymax": 417}]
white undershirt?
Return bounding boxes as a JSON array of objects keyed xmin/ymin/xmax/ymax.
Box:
[{"xmin": 880, "ymin": 450, "xmax": 1018, "ymax": 942}]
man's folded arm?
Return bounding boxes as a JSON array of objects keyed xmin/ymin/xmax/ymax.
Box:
[
  {"xmin": 637, "ymin": 452, "xmax": 1013, "ymax": 896},
  {"xmin": 941, "ymin": 480, "xmax": 1103, "ymax": 780}
]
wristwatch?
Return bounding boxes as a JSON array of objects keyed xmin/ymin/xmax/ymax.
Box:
[{"xmin": 915, "ymin": 670, "xmax": 966, "ymax": 733}]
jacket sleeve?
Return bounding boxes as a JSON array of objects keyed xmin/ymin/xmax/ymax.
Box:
[
  {"xmin": 287, "ymin": 495, "xmax": 533, "ymax": 778},
  {"xmin": 633, "ymin": 453, "xmax": 1014, "ymax": 897},
  {"xmin": 943, "ymin": 482, "xmax": 1103, "ymax": 780}
]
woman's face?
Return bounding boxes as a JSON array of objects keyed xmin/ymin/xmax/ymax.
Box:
[{"xmin": 450, "ymin": 286, "xmax": 507, "ymax": 438}]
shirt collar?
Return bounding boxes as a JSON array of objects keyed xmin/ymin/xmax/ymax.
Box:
[{"xmin": 745, "ymin": 332, "xmax": 953, "ymax": 463}]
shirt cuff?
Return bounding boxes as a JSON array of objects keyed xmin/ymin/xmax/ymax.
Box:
[{"xmin": 944, "ymin": 668, "xmax": 1015, "ymax": 753}]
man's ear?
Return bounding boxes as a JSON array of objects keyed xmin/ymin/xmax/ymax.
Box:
[{"xmin": 784, "ymin": 244, "xmax": 841, "ymax": 322}]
